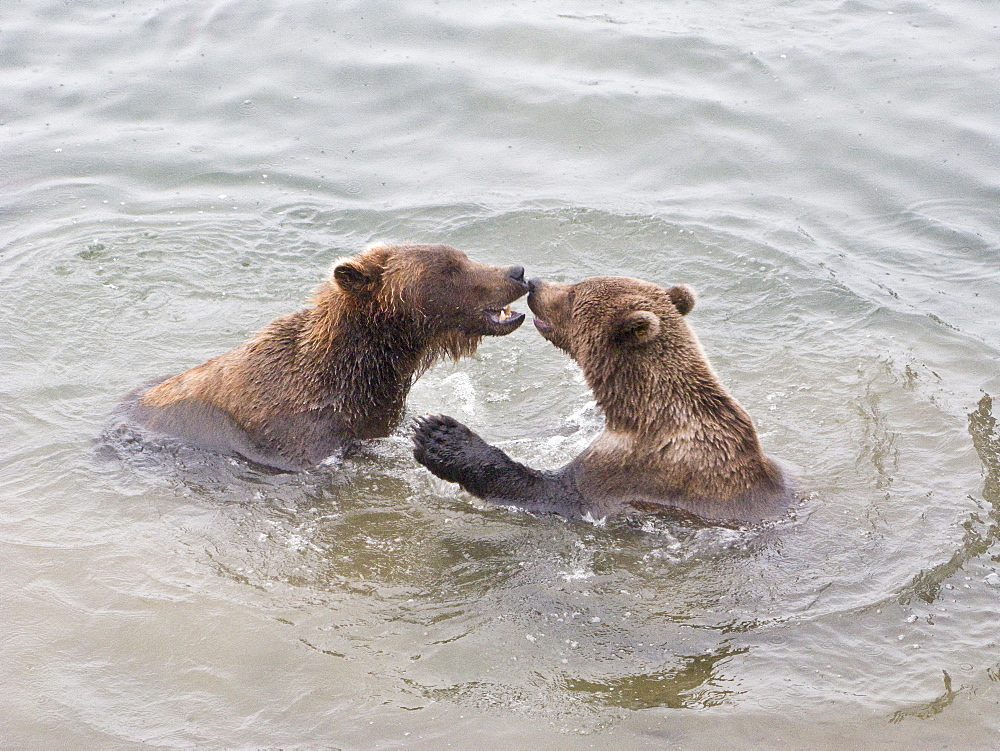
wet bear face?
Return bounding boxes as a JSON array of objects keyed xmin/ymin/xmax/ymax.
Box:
[
  {"xmin": 332, "ymin": 243, "xmax": 528, "ymax": 337},
  {"xmin": 526, "ymin": 276, "xmax": 696, "ymax": 362}
]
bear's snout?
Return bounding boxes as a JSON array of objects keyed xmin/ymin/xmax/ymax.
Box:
[{"xmin": 507, "ymin": 265, "xmax": 526, "ymax": 283}]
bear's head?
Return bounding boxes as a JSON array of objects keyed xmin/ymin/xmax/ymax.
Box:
[
  {"xmin": 527, "ymin": 275, "xmax": 695, "ymax": 356},
  {"xmin": 527, "ymin": 276, "xmax": 703, "ymax": 434},
  {"xmin": 327, "ymin": 243, "xmax": 528, "ymax": 337}
]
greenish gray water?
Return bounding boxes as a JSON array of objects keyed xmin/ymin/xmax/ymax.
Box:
[{"xmin": 2, "ymin": 1, "xmax": 999, "ymax": 748}]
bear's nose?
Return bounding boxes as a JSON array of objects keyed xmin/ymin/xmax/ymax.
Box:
[
  {"xmin": 507, "ymin": 265, "xmax": 525, "ymax": 282},
  {"xmin": 527, "ymin": 277, "xmax": 542, "ymax": 293}
]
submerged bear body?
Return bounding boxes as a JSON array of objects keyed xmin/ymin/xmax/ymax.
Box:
[
  {"xmin": 115, "ymin": 243, "xmax": 528, "ymax": 470},
  {"xmin": 413, "ymin": 275, "xmax": 792, "ymax": 525}
]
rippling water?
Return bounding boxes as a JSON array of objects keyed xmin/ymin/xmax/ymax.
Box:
[{"xmin": 2, "ymin": 0, "xmax": 999, "ymax": 747}]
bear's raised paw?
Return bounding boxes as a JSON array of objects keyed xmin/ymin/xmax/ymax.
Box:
[{"xmin": 411, "ymin": 414, "xmax": 500, "ymax": 487}]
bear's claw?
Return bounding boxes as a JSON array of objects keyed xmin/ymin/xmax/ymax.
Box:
[{"xmin": 412, "ymin": 413, "xmax": 491, "ymax": 486}]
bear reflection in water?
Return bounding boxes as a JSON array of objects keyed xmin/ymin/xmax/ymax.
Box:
[
  {"xmin": 413, "ymin": 276, "xmax": 793, "ymax": 526},
  {"xmin": 113, "ymin": 243, "xmax": 528, "ymax": 471}
]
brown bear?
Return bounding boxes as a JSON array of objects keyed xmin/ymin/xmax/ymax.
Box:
[
  {"xmin": 115, "ymin": 243, "xmax": 528, "ymax": 471},
  {"xmin": 412, "ymin": 275, "xmax": 792, "ymax": 525}
]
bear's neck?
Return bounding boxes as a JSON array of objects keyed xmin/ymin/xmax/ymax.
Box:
[
  {"xmin": 587, "ymin": 354, "xmax": 760, "ymax": 453},
  {"xmin": 306, "ymin": 307, "xmax": 440, "ymax": 436}
]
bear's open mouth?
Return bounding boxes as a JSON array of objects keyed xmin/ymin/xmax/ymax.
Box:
[
  {"xmin": 533, "ymin": 316, "xmax": 553, "ymax": 334},
  {"xmin": 482, "ymin": 305, "xmax": 525, "ymax": 332}
]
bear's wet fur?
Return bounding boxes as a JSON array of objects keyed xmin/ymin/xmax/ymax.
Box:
[
  {"xmin": 412, "ymin": 275, "xmax": 791, "ymax": 525},
  {"xmin": 115, "ymin": 243, "xmax": 528, "ymax": 470}
]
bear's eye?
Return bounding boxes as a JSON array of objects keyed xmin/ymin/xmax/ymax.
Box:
[{"xmin": 443, "ymin": 263, "xmax": 461, "ymax": 275}]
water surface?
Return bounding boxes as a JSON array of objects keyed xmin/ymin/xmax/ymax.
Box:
[{"xmin": 2, "ymin": 0, "xmax": 999, "ymax": 747}]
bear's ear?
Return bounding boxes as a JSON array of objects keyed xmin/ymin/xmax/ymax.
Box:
[
  {"xmin": 333, "ymin": 259, "xmax": 379, "ymax": 295},
  {"xmin": 611, "ymin": 310, "xmax": 661, "ymax": 347},
  {"xmin": 667, "ymin": 284, "xmax": 696, "ymax": 316}
]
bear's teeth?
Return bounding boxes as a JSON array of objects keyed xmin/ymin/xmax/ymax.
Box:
[{"xmin": 497, "ymin": 307, "xmax": 512, "ymax": 322}]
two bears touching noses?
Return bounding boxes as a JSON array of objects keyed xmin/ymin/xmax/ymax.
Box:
[{"xmin": 116, "ymin": 242, "xmax": 792, "ymax": 526}]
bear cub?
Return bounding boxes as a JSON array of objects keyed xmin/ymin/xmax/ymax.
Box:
[
  {"xmin": 115, "ymin": 243, "xmax": 528, "ymax": 471},
  {"xmin": 412, "ymin": 275, "xmax": 791, "ymax": 525}
]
